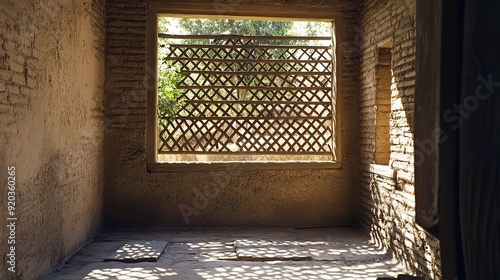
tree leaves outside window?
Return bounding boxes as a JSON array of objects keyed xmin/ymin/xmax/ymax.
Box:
[{"xmin": 157, "ymin": 61, "xmax": 184, "ymax": 122}]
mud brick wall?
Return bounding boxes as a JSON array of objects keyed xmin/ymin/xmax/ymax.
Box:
[
  {"xmin": 104, "ymin": 0, "xmax": 363, "ymax": 227},
  {"xmin": 0, "ymin": 0, "xmax": 106, "ymax": 279},
  {"xmin": 358, "ymin": 0, "xmax": 441, "ymax": 278}
]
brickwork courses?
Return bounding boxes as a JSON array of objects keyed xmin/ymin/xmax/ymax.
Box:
[
  {"xmin": 104, "ymin": 0, "xmax": 363, "ymax": 228},
  {"xmin": 0, "ymin": 0, "xmax": 445, "ymax": 278},
  {"xmin": 358, "ymin": 0, "xmax": 441, "ymax": 278}
]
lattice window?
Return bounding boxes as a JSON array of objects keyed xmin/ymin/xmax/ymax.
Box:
[{"xmin": 157, "ymin": 33, "xmax": 336, "ymax": 161}]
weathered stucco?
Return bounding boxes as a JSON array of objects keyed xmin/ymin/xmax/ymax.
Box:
[
  {"xmin": 0, "ymin": 0, "xmax": 446, "ymax": 278},
  {"xmin": 104, "ymin": 0, "xmax": 362, "ymax": 227},
  {"xmin": 0, "ymin": 0, "xmax": 105, "ymax": 279}
]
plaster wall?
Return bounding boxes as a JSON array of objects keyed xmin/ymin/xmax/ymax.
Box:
[
  {"xmin": 0, "ymin": 0, "xmax": 106, "ymax": 279},
  {"xmin": 104, "ymin": 0, "xmax": 362, "ymax": 227}
]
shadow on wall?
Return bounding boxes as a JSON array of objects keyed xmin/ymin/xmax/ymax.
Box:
[
  {"xmin": 391, "ymin": 75, "xmax": 414, "ymax": 136},
  {"xmin": 368, "ymin": 173, "xmax": 440, "ymax": 279},
  {"xmin": 16, "ymin": 154, "xmax": 65, "ymax": 279}
]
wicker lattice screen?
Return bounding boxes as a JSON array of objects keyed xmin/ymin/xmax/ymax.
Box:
[{"xmin": 158, "ymin": 34, "xmax": 334, "ymax": 155}]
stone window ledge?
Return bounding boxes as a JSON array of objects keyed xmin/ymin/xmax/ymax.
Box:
[{"xmin": 369, "ymin": 164, "xmax": 395, "ymax": 179}]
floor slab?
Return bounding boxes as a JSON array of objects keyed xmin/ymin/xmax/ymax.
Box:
[
  {"xmin": 104, "ymin": 240, "xmax": 169, "ymax": 263},
  {"xmin": 45, "ymin": 227, "xmax": 408, "ymax": 280}
]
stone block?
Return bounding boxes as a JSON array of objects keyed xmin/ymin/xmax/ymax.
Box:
[{"xmin": 104, "ymin": 240, "xmax": 168, "ymax": 263}]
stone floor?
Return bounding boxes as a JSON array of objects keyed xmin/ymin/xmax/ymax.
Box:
[{"xmin": 45, "ymin": 227, "xmax": 409, "ymax": 280}]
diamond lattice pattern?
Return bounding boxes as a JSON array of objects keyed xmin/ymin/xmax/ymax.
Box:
[{"xmin": 158, "ymin": 35, "xmax": 334, "ymax": 154}]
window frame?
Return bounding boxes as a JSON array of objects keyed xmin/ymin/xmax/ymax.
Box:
[{"xmin": 147, "ymin": 1, "xmax": 344, "ymax": 172}]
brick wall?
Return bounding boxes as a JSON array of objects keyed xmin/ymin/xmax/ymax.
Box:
[
  {"xmin": 0, "ymin": 0, "xmax": 105, "ymax": 279},
  {"xmin": 104, "ymin": 0, "xmax": 362, "ymax": 227},
  {"xmin": 358, "ymin": 0, "xmax": 441, "ymax": 278}
]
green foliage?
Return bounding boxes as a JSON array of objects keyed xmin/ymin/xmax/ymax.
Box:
[
  {"xmin": 304, "ymin": 22, "xmax": 331, "ymax": 37},
  {"xmin": 178, "ymin": 18, "xmax": 294, "ymax": 36},
  {"xmin": 158, "ymin": 17, "xmax": 172, "ymax": 33},
  {"xmin": 157, "ymin": 61, "xmax": 184, "ymax": 121},
  {"xmin": 156, "ymin": 18, "xmax": 332, "ymax": 120}
]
